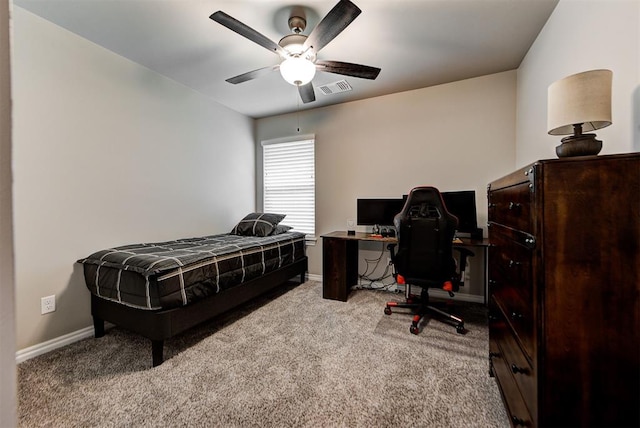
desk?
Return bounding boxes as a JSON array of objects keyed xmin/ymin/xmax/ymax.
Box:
[{"xmin": 321, "ymin": 231, "xmax": 489, "ymax": 303}]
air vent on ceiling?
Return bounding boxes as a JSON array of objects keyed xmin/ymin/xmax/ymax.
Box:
[{"xmin": 317, "ymin": 80, "xmax": 353, "ymax": 96}]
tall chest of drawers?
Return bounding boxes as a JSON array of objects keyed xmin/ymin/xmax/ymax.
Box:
[{"xmin": 487, "ymin": 153, "xmax": 639, "ymax": 427}]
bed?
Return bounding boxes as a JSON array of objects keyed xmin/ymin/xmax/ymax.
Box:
[{"xmin": 78, "ymin": 213, "xmax": 307, "ymax": 366}]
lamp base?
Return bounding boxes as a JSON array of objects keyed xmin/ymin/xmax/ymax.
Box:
[{"xmin": 556, "ymin": 133, "xmax": 602, "ymax": 158}]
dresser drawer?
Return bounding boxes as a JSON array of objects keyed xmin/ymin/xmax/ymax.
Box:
[
  {"xmin": 489, "ymin": 225, "xmax": 534, "ymax": 359},
  {"xmin": 488, "ymin": 182, "xmax": 532, "ymax": 233},
  {"xmin": 491, "ymin": 288, "xmax": 533, "ymax": 360},
  {"xmin": 489, "ymin": 304, "xmax": 536, "ymax": 427},
  {"xmin": 488, "ymin": 224, "xmax": 533, "ymax": 302},
  {"xmin": 489, "ymin": 317, "xmax": 534, "ymax": 427}
]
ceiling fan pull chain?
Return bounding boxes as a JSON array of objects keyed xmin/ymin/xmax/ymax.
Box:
[{"xmin": 297, "ymin": 91, "xmax": 301, "ymax": 132}]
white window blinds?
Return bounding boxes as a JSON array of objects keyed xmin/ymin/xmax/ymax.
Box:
[{"xmin": 262, "ymin": 138, "xmax": 315, "ymax": 237}]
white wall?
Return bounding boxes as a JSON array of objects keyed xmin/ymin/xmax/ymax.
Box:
[
  {"xmin": 1, "ymin": 0, "xmax": 16, "ymax": 425},
  {"xmin": 256, "ymin": 71, "xmax": 517, "ymax": 297},
  {"xmin": 12, "ymin": 7, "xmax": 256, "ymax": 350},
  {"xmin": 516, "ymin": 0, "xmax": 640, "ymax": 166}
]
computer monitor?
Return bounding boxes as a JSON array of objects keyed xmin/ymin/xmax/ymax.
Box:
[
  {"xmin": 441, "ymin": 190, "xmax": 478, "ymax": 234},
  {"xmin": 357, "ymin": 198, "xmax": 405, "ymax": 226}
]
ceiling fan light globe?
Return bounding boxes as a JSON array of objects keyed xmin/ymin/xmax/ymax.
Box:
[{"xmin": 280, "ymin": 57, "xmax": 316, "ymax": 86}]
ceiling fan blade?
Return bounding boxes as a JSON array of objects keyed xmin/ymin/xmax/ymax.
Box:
[
  {"xmin": 303, "ymin": 0, "xmax": 361, "ymax": 53},
  {"xmin": 225, "ymin": 65, "xmax": 280, "ymax": 85},
  {"xmin": 298, "ymin": 83, "xmax": 316, "ymax": 104},
  {"xmin": 315, "ymin": 60, "xmax": 381, "ymax": 80},
  {"xmin": 210, "ymin": 11, "xmax": 286, "ymax": 56}
]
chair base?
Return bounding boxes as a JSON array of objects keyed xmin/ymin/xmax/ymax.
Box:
[{"xmin": 384, "ymin": 290, "xmax": 465, "ymax": 335}]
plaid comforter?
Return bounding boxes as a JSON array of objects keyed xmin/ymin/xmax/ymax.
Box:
[{"xmin": 78, "ymin": 232, "xmax": 306, "ymax": 310}]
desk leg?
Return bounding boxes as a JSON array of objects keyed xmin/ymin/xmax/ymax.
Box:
[
  {"xmin": 322, "ymin": 237, "xmax": 358, "ymax": 301},
  {"xmin": 483, "ymin": 246, "xmax": 489, "ymax": 306}
]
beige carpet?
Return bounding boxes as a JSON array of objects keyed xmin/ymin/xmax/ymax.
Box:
[{"xmin": 18, "ymin": 280, "xmax": 508, "ymax": 427}]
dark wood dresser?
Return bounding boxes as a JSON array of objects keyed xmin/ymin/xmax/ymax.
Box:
[{"xmin": 487, "ymin": 153, "xmax": 639, "ymax": 427}]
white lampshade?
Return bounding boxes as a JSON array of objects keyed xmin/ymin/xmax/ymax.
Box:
[
  {"xmin": 279, "ymin": 57, "xmax": 316, "ymax": 86},
  {"xmin": 547, "ymin": 69, "xmax": 612, "ymax": 135}
]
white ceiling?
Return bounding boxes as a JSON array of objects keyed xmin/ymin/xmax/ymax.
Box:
[{"xmin": 14, "ymin": 0, "xmax": 558, "ymax": 119}]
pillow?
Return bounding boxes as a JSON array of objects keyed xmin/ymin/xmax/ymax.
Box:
[
  {"xmin": 231, "ymin": 212, "xmax": 286, "ymax": 237},
  {"xmin": 269, "ymin": 224, "xmax": 293, "ymax": 235}
]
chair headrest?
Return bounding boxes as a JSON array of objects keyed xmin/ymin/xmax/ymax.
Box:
[{"xmin": 408, "ymin": 202, "xmax": 440, "ymax": 219}]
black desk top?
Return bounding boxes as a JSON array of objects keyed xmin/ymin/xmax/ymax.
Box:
[{"xmin": 321, "ymin": 231, "xmax": 489, "ymax": 247}]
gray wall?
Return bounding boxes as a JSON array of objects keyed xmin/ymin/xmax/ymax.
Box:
[
  {"xmin": 12, "ymin": 7, "xmax": 257, "ymax": 350},
  {"xmin": 256, "ymin": 71, "xmax": 518, "ymax": 298},
  {"xmin": 516, "ymin": 0, "xmax": 640, "ymax": 165}
]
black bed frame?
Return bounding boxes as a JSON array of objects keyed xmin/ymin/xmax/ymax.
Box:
[{"xmin": 91, "ymin": 257, "xmax": 308, "ymax": 367}]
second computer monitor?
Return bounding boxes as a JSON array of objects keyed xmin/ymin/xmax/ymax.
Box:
[{"xmin": 441, "ymin": 190, "xmax": 478, "ymax": 235}]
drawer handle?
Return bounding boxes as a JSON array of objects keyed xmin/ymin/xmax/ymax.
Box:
[
  {"xmin": 511, "ymin": 415, "xmax": 526, "ymax": 426},
  {"xmin": 508, "ymin": 202, "xmax": 521, "ymax": 210},
  {"xmin": 488, "ymin": 203, "xmax": 496, "ymax": 209},
  {"xmin": 511, "ymin": 363, "xmax": 527, "ymax": 375},
  {"xmin": 511, "ymin": 311, "xmax": 523, "ymax": 320},
  {"xmin": 508, "ymin": 260, "xmax": 522, "ymax": 268}
]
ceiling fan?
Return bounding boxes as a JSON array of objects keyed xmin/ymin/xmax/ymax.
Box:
[{"xmin": 209, "ymin": 0, "xmax": 381, "ymax": 104}]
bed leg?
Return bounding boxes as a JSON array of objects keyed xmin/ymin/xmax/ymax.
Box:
[
  {"xmin": 152, "ymin": 340, "xmax": 164, "ymax": 367},
  {"xmin": 93, "ymin": 317, "xmax": 105, "ymax": 338}
]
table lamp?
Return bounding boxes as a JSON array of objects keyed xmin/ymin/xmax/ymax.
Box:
[{"xmin": 547, "ymin": 69, "xmax": 612, "ymax": 157}]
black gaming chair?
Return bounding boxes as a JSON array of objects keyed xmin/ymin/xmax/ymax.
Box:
[{"xmin": 384, "ymin": 186, "xmax": 473, "ymax": 335}]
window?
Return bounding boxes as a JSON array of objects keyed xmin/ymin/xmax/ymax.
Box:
[{"xmin": 262, "ymin": 136, "xmax": 315, "ymax": 238}]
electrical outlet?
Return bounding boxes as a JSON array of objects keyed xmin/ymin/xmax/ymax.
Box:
[{"xmin": 41, "ymin": 295, "xmax": 56, "ymax": 314}]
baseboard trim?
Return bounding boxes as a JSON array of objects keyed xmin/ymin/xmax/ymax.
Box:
[
  {"xmin": 15, "ymin": 275, "xmax": 323, "ymax": 364},
  {"xmin": 16, "ymin": 326, "xmax": 94, "ymax": 364},
  {"xmin": 16, "ymin": 274, "xmax": 322, "ymax": 364},
  {"xmin": 16, "ymin": 275, "xmax": 480, "ymax": 363},
  {"xmin": 16, "ymin": 322, "xmax": 116, "ymax": 364},
  {"xmin": 307, "ymin": 273, "xmax": 321, "ymax": 282},
  {"xmin": 14, "ymin": 275, "xmax": 323, "ymax": 364}
]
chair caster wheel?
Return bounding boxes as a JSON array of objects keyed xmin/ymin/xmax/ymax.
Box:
[
  {"xmin": 384, "ymin": 307, "xmax": 392, "ymax": 315},
  {"xmin": 456, "ymin": 325, "xmax": 465, "ymax": 334},
  {"xmin": 409, "ymin": 325, "xmax": 419, "ymax": 335}
]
